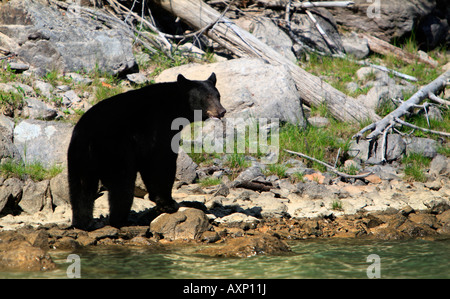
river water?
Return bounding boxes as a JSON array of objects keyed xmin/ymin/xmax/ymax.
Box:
[{"xmin": 2, "ymin": 238, "xmax": 449, "ymax": 279}]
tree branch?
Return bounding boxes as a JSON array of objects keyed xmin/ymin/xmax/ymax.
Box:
[{"xmin": 284, "ymin": 149, "xmax": 373, "ymax": 179}]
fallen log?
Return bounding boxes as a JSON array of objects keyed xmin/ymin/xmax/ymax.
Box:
[
  {"xmin": 359, "ymin": 33, "xmax": 438, "ymax": 68},
  {"xmin": 153, "ymin": 0, "xmax": 380, "ymax": 123},
  {"xmin": 353, "ymin": 69, "xmax": 450, "ymax": 142}
]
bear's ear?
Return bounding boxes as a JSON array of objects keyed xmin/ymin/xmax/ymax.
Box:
[
  {"xmin": 177, "ymin": 74, "xmax": 191, "ymax": 87},
  {"xmin": 207, "ymin": 72, "xmax": 217, "ymax": 86}
]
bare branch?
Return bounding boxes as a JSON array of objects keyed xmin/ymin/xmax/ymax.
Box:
[
  {"xmin": 393, "ymin": 117, "xmax": 450, "ymax": 138},
  {"xmin": 428, "ymin": 92, "xmax": 450, "ymax": 106},
  {"xmin": 284, "ymin": 149, "xmax": 373, "ymax": 179}
]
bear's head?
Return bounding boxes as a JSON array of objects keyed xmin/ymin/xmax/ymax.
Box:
[{"xmin": 177, "ymin": 73, "xmax": 226, "ymax": 121}]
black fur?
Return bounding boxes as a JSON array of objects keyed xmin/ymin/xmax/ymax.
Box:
[{"xmin": 67, "ymin": 73, "xmax": 225, "ymax": 230}]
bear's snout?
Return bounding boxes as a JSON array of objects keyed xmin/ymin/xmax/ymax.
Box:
[{"xmin": 207, "ymin": 107, "xmax": 226, "ymax": 119}]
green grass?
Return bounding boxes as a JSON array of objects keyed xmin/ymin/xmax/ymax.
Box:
[
  {"xmin": 402, "ymin": 153, "xmax": 432, "ymax": 182},
  {"xmin": 0, "ymin": 90, "xmax": 24, "ymax": 115},
  {"xmin": 331, "ymin": 199, "xmax": 343, "ymax": 211},
  {"xmin": 199, "ymin": 177, "xmax": 222, "ymax": 187},
  {"xmin": 0, "ymin": 159, "xmax": 63, "ymax": 181},
  {"xmin": 265, "ymin": 163, "xmax": 288, "ymax": 178}
]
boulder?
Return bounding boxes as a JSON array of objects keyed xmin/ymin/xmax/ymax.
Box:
[
  {"xmin": 246, "ymin": 18, "xmax": 297, "ymax": 62},
  {"xmin": 23, "ymin": 97, "xmax": 57, "ymax": 120},
  {"xmin": 0, "ymin": 238, "xmax": 55, "ymax": 271},
  {"xmin": 175, "ymin": 148, "xmax": 198, "ymax": 184},
  {"xmin": 155, "ymin": 58, "xmax": 303, "ymax": 125},
  {"xmin": 49, "ymin": 167, "xmax": 70, "ymax": 207},
  {"xmin": 341, "ymin": 32, "xmax": 369, "ymax": 59},
  {"xmin": 13, "ymin": 119, "xmax": 73, "ymax": 167},
  {"xmin": 0, "ymin": 0, "xmax": 136, "ymax": 74},
  {"xmin": 0, "ymin": 124, "xmax": 21, "ymax": 164},
  {"xmin": 19, "ymin": 179, "xmax": 50, "ymax": 214},
  {"xmin": 328, "ymin": 0, "xmax": 436, "ymax": 43},
  {"xmin": 404, "ymin": 137, "xmax": 439, "ymax": 158},
  {"xmin": 149, "ymin": 207, "xmax": 212, "ymax": 241}
]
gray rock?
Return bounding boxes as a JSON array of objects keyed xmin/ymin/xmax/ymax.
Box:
[
  {"xmin": 62, "ymin": 90, "xmax": 81, "ymax": 106},
  {"xmin": 234, "ymin": 165, "xmax": 265, "ymax": 183},
  {"xmin": 8, "ymin": 62, "xmax": 29, "ymax": 71},
  {"xmin": 0, "ymin": 186, "xmax": 10, "ymax": 214},
  {"xmin": 404, "ymin": 137, "xmax": 438, "ymax": 158},
  {"xmin": 0, "ymin": 0, "xmax": 136, "ymax": 75},
  {"xmin": 307, "ymin": 116, "xmax": 330, "ymax": 127},
  {"xmin": 126, "ymin": 73, "xmax": 149, "ymax": 85},
  {"xmin": 342, "ymin": 32, "xmax": 369, "ymax": 59},
  {"xmin": 19, "ymin": 180, "xmax": 50, "ymax": 214},
  {"xmin": 429, "ymin": 155, "xmax": 449, "ymax": 176},
  {"xmin": 253, "ymin": 192, "xmax": 288, "ymax": 218},
  {"xmin": 149, "ymin": 207, "xmax": 211, "ymax": 241},
  {"xmin": 215, "ymin": 212, "xmax": 260, "ymax": 229},
  {"xmin": 66, "ymin": 73, "xmax": 93, "ymax": 85},
  {"xmin": 249, "ymin": 18, "xmax": 297, "ymax": 62},
  {"xmin": 365, "ymin": 85, "xmax": 414, "ymax": 110},
  {"xmin": 175, "ymin": 148, "xmax": 198, "ymax": 184},
  {"xmin": 349, "ymin": 134, "xmax": 406, "ymax": 163},
  {"xmin": 329, "ymin": 0, "xmax": 436, "ymax": 43},
  {"xmin": 0, "ymin": 125, "xmax": 21, "ymax": 164},
  {"xmin": 49, "ymin": 168, "xmax": 70, "ymax": 207},
  {"xmin": 23, "ymin": 97, "xmax": 57, "ymax": 120},
  {"xmin": 34, "ymin": 81, "xmax": 54, "ymax": 99},
  {"xmin": 13, "ymin": 119, "xmax": 73, "ymax": 167}
]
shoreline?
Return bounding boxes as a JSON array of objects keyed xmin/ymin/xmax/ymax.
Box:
[{"xmin": 1, "ymin": 174, "xmax": 449, "ymax": 272}]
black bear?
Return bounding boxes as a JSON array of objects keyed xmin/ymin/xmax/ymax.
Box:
[{"xmin": 67, "ymin": 73, "xmax": 226, "ymax": 230}]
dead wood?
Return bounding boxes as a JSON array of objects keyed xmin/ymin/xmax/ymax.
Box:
[
  {"xmin": 360, "ymin": 33, "xmax": 438, "ymax": 68},
  {"xmin": 353, "ymin": 69, "xmax": 450, "ymax": 142},
  {"xmin": 284, "ymin": 149, "xmax": 373, "ymax": 179}
]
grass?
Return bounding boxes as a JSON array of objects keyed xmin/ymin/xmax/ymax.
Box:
[
  {"xmin": 0, "ymin": 90, "xmax": 24, "ymax": 116},
  {"xmin": 331, "ymin": 199, "xmax": 343, "ymax": 211},
  {"xmin": 199, "ymin": 177, "xmax": 222, "ymax": 187},
  {"xmin": 265, "ymin": 163, "xmax": 288, "ymax": 178},
  {"xmin": 402, "ymin": 153, "xmax": 432, "ymax": 182},
  {"xmin": 0, "ymin": 159, "xmax": 63, "ymax": 181}
]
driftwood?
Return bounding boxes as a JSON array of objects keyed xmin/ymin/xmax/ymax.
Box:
[
  {"xmin": 233, "ymin": 180, "xmax": 272, "ymax": 192},
  {"xmin": 256, "ymin": 0, "xmax": 355, "ymax": 9},
  {"xmin": 353, "ymin": 69, "xmax": 450, "ymax": 142},
  {"xmin": 284, "ymin": 149, "xmax": 373, "ymax": 179},
  {"xmin": 153, "ymin": 0, "xmax": 379, "ymax": 123},
  {"xmin": 359, "ymin": 33, "xmax": 438, "ymax": 68}
]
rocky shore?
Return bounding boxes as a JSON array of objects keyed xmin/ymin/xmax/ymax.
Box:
[{"xmin": 1, "ymin": 163, "xmax": 449, "ymax": 271}]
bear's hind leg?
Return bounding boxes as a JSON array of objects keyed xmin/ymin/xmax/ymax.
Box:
[{"xmin": 69, "ymin": 173, "xmax": 99, "ymax": 231}]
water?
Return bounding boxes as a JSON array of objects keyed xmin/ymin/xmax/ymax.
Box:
[{"xmin": 1, "ymin": 238, "xmax": 449, "ymax": 279}]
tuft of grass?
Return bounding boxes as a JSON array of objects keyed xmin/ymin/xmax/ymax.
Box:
[
  {"xmin": 402, "ymin": 153, "xmax": 432, "ymax": 182},
  {"xmin": 265, "ymin": 163, "xmax": 288, "ymax": 178},
  {"xmin": 0, "ymin": 90, "xmax": 24, "ymax": 115},
  {"xmin": 331, "ymin": 199, "xmax": 343, "ymax": 211},
  {"xmin": 0, "ymin": 159, "xmax": 63, "ymax": 181},
  {"xmin": 290, "ymin": 172, "xmax": 305, "ymax": 183},
  {"xmin": 199, "ymin": 177, "xmax": 222, "ymax": 187}
]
